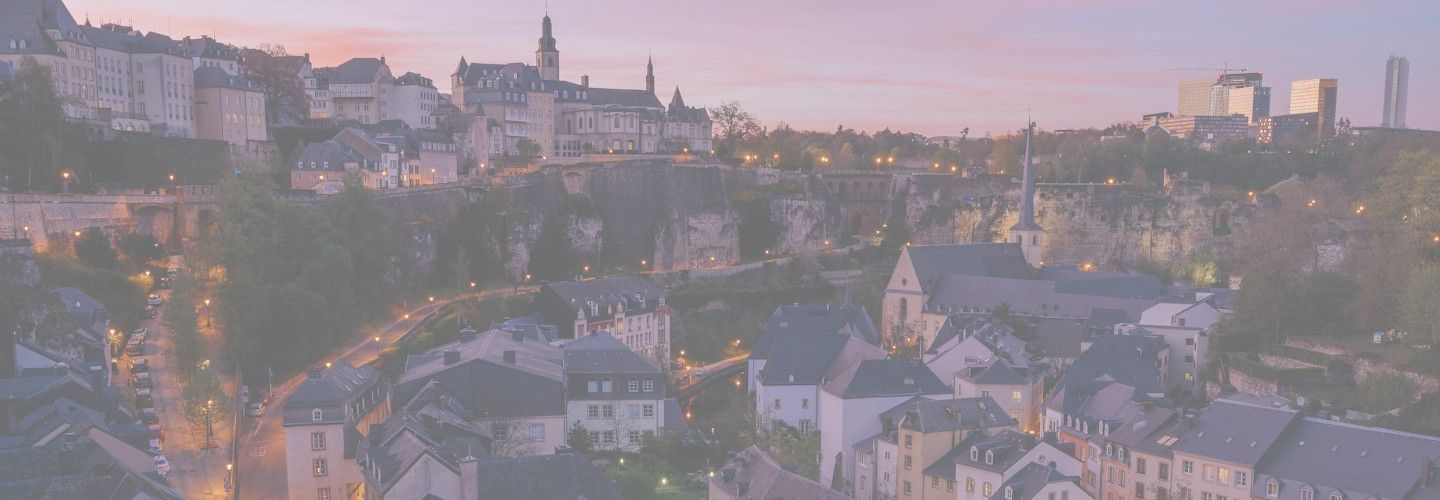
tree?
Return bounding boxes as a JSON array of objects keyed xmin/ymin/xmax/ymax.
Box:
[
  {"xmin": 117, "ymin": 233, "xmax": 162, "ymax": 265},
  {"xmin": 164, "ymin": 271, "xmax": 205, "ymax": 376},
  {"xmin": 182, "ymin": 367, "xmax": 230, "ymax": 447},
  {"xmin": 238, "ymin": 45, "xmax": 309, "ymax": 124},
  {"xmin": 0, "ymin": 57, "xmax": 65, "ymax": 191},
  {"xmin": 566, "ymin": 421, "xmax": 591, "ymax": 454},
  {"xmin": 328, "ymin": 173, "xmax": 396, "ymax": 311},
  {"xmin": 1400, "ymin": 265, "xmax": 1440, "ymax": 345},
  {"xmin": 516, "ymin": 138, "xmax": 541, "ymax": 159},
  {"xmin": 73, "ymin": 228, "xmax": 117, "ymax": 269},
  {"xmin": 527, "ymin": 214, "xmax": 579, "ymax": 282},
  {"xmin": 711, "ymin": 101, "xmax": 761, "ymax": 154}
]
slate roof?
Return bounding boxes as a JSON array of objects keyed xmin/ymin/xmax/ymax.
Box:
[
  {"xmin": 183, "ymin": 35, "xmax": 237, "ymax": 60},
  {"xmin": 536, "ymin": 275, "xmax": 666, "ymax": 325},
  {"xmin": 398, "ymin": 329, "xmax": 565, "ymax": 419},
  {"xmin": 824, "ymin": 359, "xmax": 949, "ymax": 399},
  {"xmin": 898, "ymin": 396, "xmax": 1015, "ymax": 434},
  {"xmin": 1252, "ymin": 418, "xmax": 1440, "ymax": 500},
  {"xmin": 1102, "ymin": 405, "xmax": 1186, "ymax": 457},
  {"xmin": 947, "ymin": 428, "xmax": 1036, "ymax": 475},
  {"xmin": 711, "ymin": 445, "xmax": 849, "ymax": 500},
  {"xmin": 362, "ymin": 385, "xmax": 493, "ymax": 496},
  {"xmin": 1047, "ymin": 334, "xmax": 1167, "ymax": 412},
  {"xmin": 194, "ymin": 66, "xmax": 260, "ymax": 91},
  {"xmin": 491, "ymin": 316, "xmax": 559, "ymax": 343},
  {"xmin": 474, "ymin": 451, "xmax": 622, "ymax": 500},
  {"xmin": 80, "ymin": 24, "xmax": 140, "ymax": 52},
  {"xmin": 761, "ymin": 334, "xmax": 847, "ymax": 386},
  {"xmin": 903, "ymin": 244, "xmax": 1030, "ymax": 291},
  {"xmin": 752, "ymin": 298, "xmax": 880, "ymax": 361},
  {"xmin": 284, "ymin": 361, "xmax": 381, "ymax": 424},
  {"xmin": 1030, "ymin": 317, "xmax": 1087, "ymax": 359},
  {"xmin": 588, "ymin": 87, "xmax": 662, "ymax": 108},
  {"xmin": 395, "ymin": 71, "xmax": 434, "ymax": 88},
  {"xmin": 294, "ymin": 140, "xmax": 369, "ymax": 171},
  {"xmin": 56, "ymin": 287, "xmax": 105, "ymax": 333},
  {"xmin": 959, "ymin": 359, "xmax": 1032, "ymax": 386},
  {"xmin": 0, "ymin": 0, "xmax": 83, "ymax": 55},
  {"xmin": 329, "ymin": 57, "xmax": 392, "ymax": 84},
  {"xmin": 562, "ymin": 331, "xmax": 660, "ymax": 374},
  {"xmin": 989, "ymin": 462, "xmax": 1080, "ymax": 500},
  {"xmin": 1174, "ymin": 398, "xmax": 1297, "ymax": 467},
  {"xmin": 927, "ymin": 274, "xmax": 1156, "ymax": 320},
  {"xmin": 0, "ymin": 426, "xmax": 182, "ymax": 499}
]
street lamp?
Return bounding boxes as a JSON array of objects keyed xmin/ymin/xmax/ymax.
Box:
[
  {"xmin": 204, "ymin": 399, "xmax": 215, "ymax": 448},
  {"xmin": 60, "ymin": 171, "xmax": 72, "ymax": 193},
  {"xmin": 203, "ymin": 298, "xmax": 212, "ymax": 328},
  {"xmin": 374, "ymin": 335, "xmax": 382, "ymax": 357}
]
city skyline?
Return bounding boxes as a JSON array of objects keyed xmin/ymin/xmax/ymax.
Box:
[{"xmin": 63, "ymin": 0, "xmax": 1439, "ymax": 136}]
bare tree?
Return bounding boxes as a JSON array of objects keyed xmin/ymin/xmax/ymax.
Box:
[
  {"xmin": 711, "ymin": 101, "xmax": 761, "ymax": 152},
  {"xmin": 487, "ymin": 418, "xmax": 542, "ymax": 458},
  {"xmin": 239, "ymin": 44, "xmax": 310, "ymax": 124}
]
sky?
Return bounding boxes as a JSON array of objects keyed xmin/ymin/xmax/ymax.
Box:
[{"xmin": 66, "ymin": 0, "xmax": 1440, "ymax": 137}]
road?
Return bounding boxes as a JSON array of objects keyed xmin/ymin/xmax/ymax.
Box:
[
  {"xmin": 672, "ymin": 354, "xmax": 749, "ymax": 399},
  {"xmin": 237, "ymin": 285, "xmax": 537, "ymax": 500},
  {"xmin": 137, "ymin": 291, "xmax": 237, "ymax": 499}
]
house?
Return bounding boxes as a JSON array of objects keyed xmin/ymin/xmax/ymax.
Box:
[
  {"xmin": 954, "ymin": 360, "xmax": 1046, "ymax": 435},
  {"xmin": 896, "ymin": 397, "xmax": 1016, "ymax": 499},
  {"xmin": 532, "ymin": 275, "xmax": 671, "ymax": 363},
  {"xmin": 758, "ymin": 332, "xmax": 885, "ymax": 434},
  {"xmin": 1044, "ymin": 334, "xmax": 1169, "ymax": 434},
  {"xmin": 55, "ymin": 287, "xmax": 112, "ymax": 387},
  {"xmin": 990, "ymin": 462, "xmax": 1088, "ymax": 500},
  {"xmin": 1119, "ymin": 296, "xmax": 1224, "ymax": 396},
  {"xmin": 748, "ymin": 296, "xmax": 881, "ymax": 394},
  {"xmin": 820, "ymin": 358, "xmax": 950, "ymax": 493},
  {"xmin": 393, "ymin": 327, "xmax": 568, "ymax": 458},
  {"xmin": 710, "ymin": 445, "xmax": 849, "ymax": 500},
  {"xmin": 922, "ymin": 314, "xmax": 1046, "ymax": 434},
  {"xmin": 0, "ymin": 425, "xmax": 183, "ymax": 499},
  {"xmin": 1171, "ymin": 399, "xmax": 1297, "ymax": 500},
  {"xmin": 562, "ymin": 331, "xmax": 674, "ymax": 452},
  {"xmin": 1249, "ymin": 417, "xmax": 1440, "ymax": 500},
  {"xmin": 282, "ymin": 361, "xmax": 388, "ymax": 500},
  {"xmin": 1096, "ymin": 405, "xmax": 1187, "ymax": 500}
]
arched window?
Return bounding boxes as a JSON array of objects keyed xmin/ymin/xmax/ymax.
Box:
[
  {"xmin": 969, "ymin": 447, "xmax": 978, "ymax": 461},
  {"xmin": 985, "ymin": 450, "xmax": 994, "ymax": 465}
]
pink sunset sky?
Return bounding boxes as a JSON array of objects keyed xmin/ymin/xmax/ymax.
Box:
[{"xmin": 66, "ymin": 0, "xmax": 1439, "ymax": 136}]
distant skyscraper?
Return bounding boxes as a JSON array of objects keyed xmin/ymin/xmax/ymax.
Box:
[
  {"xmin": 1178, "ymin": 80, "xmax": 1212, "ymax": 116},
  {"xmin": 1290, "ymin": 78, "xmax": 1338, "ymax": 136},
  {"xmin": 1383, "ymin": 55, "xmax": 1409, "ymax": 129}
]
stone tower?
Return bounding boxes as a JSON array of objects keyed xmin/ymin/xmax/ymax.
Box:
[
  {"xmin": 535, "ymin": 15, "xmax": 559, "ymax": 80},
  {"xmin": 1010, "ymin": 121, "xmax": 1045, "ymax": 268},
  {"xmin": 645, "ymin": 55, "xmax": 655, "ymax": 94}
]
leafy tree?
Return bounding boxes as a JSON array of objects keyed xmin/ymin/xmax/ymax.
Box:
[
  {"xmin": 163, "ymin": 271, "xmax": 205, "ymax": 376},
  {"xmin": 527, "ymin": 214, "xmax": 579, "ymax": 282},
  {"xmin": 566, "ymin": 422, "xmax": 591, "ymax": 454},
  {"xmin": 182, "ymin": 367, "xmax": 231, "ymax": 444},
  {"xmin": 613, "ymin": 470, "xmax": 658, "ymax": 500},
  {"xmin": 117, "ymin": 233, "xmax": 163, "ymax": 265},
  {"xmin": 73, "ymin": 228, "xmax": 117, "ymax": 269},
  {"xmin": 516, "ymin": 138, "xmax": 541, "ymax": 159},
  {"xmin": 0, "ymin": 57, "xmax": 65, "ymax": 191},
  {"xmin": 1400, "ymin": 265, "xmax": 1440, "ymax": 345},
  {"xmin": 328, "ymin": 173, "xmax": 396, "ymax": 311}
]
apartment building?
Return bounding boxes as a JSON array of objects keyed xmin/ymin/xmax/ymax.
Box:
[{"xmin": 282, "ymin": 362, "xmax": 388, "ymax": 500}]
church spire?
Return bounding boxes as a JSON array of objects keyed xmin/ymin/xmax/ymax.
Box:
[
  {"xmin": 670, "ymin": 86, "xmax": 685, "ymax": 110},
  {"xmin": 645, "ymin": 53, "xmax": 655, "ymax": 94},
  {"xmin": 535, "ymin": 14, "xmax": 559, "ymax": 80},
  {"xmin": 1010, "ymin": 120, "xmax": 1044, "ymax": 268}
]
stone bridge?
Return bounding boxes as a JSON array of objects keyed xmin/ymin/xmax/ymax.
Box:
[{"xmin": 0, "ymin": 186, "xmax": 218, "ymax": 252}]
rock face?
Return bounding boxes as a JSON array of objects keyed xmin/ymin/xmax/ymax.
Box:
[
  {"xmin": 770, "ymin": 197, "xmax": 829, "ymax": 255},
  {"xmin": 902, "ymin": 174, "xmax": 1248, "ymax": 267}
]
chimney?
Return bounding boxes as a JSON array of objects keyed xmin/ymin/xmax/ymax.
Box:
[
  {"xmin": 443, "ymin": 350, "xmax": 461, "ymax": 365},
  {"xmin": 459, "ymin": 455, "xmax": 479, "ymax": 500},
  {"xmin": 581, "ymin": 75, "xmax": 589, "ymax": 89},
  {"xmin": 503, "ymin": 350, "xmax": 517, "ymax": 364}
]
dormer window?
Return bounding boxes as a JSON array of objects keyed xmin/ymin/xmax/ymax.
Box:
[
  {"xmin": 1330, "ymin": 492, "xmax": 1343, "ymax": 500},
  {"xmin": 1006, "ymin": 486, "xmax": 1014, "ymax": 500},
  {"xmin": 311, "ymin": 408, "xmax": 323, "ymax": 422},
  {"xmin": 985, "ymin": 450, "xmax": 994, "ymax": 465},
  {"xmin": 1302, "ymin": 488, "xmax": 1315, "ymax": 500},
  {"xmin": 970, "ymin": 447, "xmax": 978, "ymax": 461},
  {"xmin": 1267, "ymin": 481, "xmax": 1280, "ymax": 497}
]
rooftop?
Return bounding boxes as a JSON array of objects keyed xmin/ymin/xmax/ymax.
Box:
[
  {"xmin": 711, "ymin": 445, "xmax": 849, "ymax": 500},
  {"xmin": 1174, "ymin": 398, "xmax": 1298, "ymax": 467},
  {"xmin": 824, "ymin": 359, "xmax": 949, "ymax": 399}
]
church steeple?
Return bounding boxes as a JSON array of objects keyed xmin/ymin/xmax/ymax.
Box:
[
  {"xmin": 535, "ymin": 15, "xmax": 559, "ymax": 80},
  {"xmin": 1010, "ymin": 120, "xmax": 1045, "ymax": 268},
  {"xmin": 645, "ymin": 54, "xmax": 655, "ymax": 94},
  {"xmin": 669, "ymin": 86, "xmax": 685, "ymax": 111}
]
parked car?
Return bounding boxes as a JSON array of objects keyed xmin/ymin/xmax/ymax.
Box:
[
  {"xmin": 246, "ymin": 402, "xmax": 265, "ymax": 418},
  {"xmin": 132, "ymin": 326, "xmax": 147, "ymax": 338},
  {"xmin": 141, "ymin": 305, "xmax": 156, "ymax": 319},
  {"xmin": 149, "ymin": 438, "xmax": 163, "ymax": 453},
  {"xmin": 153, "ymin": 455, "xmax": 169, "ymax": 476},
  {"xmin": 147, "ymin": 423, "xmax": 163, "ymax": 441},
  {"xmin": 146, "ymin": 293, "xmax": 163, "ymax": 306},
  {"xmin": 156, "ymin": 276, "xmax": 171, "ymax": 289},
  {"xmin": 136, "ymin": 387, "xmax": 152, "ymax": 406},
  {"xmin": 130, "ymin": 358, "xmax": 149, "ymax": 373},
  {"xmin": 126, "ymin": 341, "xmax": 144, "ymax": 356},
  {"xmin": 133, "ymin": 372, "xmax": 152, "ymax": 389},
  {"xmin": 141, "ymin": 408, "xmax": 158, "ymax": 424}
]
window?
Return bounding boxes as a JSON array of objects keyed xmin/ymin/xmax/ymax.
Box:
[
  {"xmin": 311, "ymin": 409, "xmax": 323, "ymax": 422},
  {"xmin": 492, "ymin": 423, "xmax": 510, "ymax": 441},
  {"xmin": 904, "ymin": 455, "xmax": 912, "ymax": 470},
  {"xmin": 587, "ymin": 405, "xmax": 599, "ymax": 419},
  {"xmin": 1203, "ymin": 493, "xmax": 1212, "ymax": 500},
  {"xmin": 311, "ymin": 432, "xmax": 326, "ymax": 451},
  {"xmin": 1203, "ymin": 464, "xmax": 1215, "ymax": 481},
  {"xmin": 601, "ymin": 431, "xmax": 614, "ymax": 445},
  {"xmin": 967, "ymin": 478, "xmax": 975, "ymax": 493},
  {"xmin": 1301, "ymin": 489, "xmax": 1314, "ymax": 500},
  {"xmin": 1218, "ymin": 467, "xmax": 1229, "ymax": 483},
  {"xmin": 312, "ymin": 458, "xmax": 328, "ymax": 476},
  {"xmin": 1006, "ymin": 486, "xmax": 1014, "ymax": 499},
  {"xmin": 1329, "ymin": 493, "xmax": 1342, "ymax": 500},
  {"xmin": 628, "ymin": 404, "xmax": 641, "ymax": 418},
  {"xmin": 799, "ymin": 419, "xmax": 814, "ymax": 435},
  {"xmin": 802, "ymin": 398, "xmax": 809, "ymax": 409},
  {"xmin": 1013, "ymin": 390, "xmax": 1023, "ymax": 402},
  {"xmin": 602, "ymin": 405, "xmax": 614, "ymax": 418},
  {"xmin": 1159, "ymin": 463, "xmax": 1169, "ymax": 480},
  {"xmin": 602, "ymin": 379, "xmax": 612, "ymax": 393},
  {"xmin": 1183, "ymin": 460, "xmax": 1194, "ymax": 474},
  {"xmin": 529, "ymin": 424, "xmax": 545, "ymax": 442},
  {"xmin": 1136, "ymin": 481, "xmax": 1147, "ymax": 498},
  {"xmin": 629, "ymin": 431, "xmax": 642, "ymax": 445},
  {"xmin": 948, "ymin": 480, "xmax": 955, "ymax": 493},
  {"xmin": 628, "ymin": 379, "xmax": 639, "ymax": 392},
  {"xmin": 970, "ymin": 447, "xmax": 979, "ymax": 461},
  {"xmin": 773, "ymin": 399, "xmax": 782, "ymax": 410},
  {"xmin": 934, "ymin": 477, "xmax": 940, "ymax": 488},
  {"xmin": 1136, "ymin": 457, "xmax": 1147, "ymax": 474},
  {"xmin": 1267, "ymin": 481, "xmax": 1279, "ymax": 496},
  {"xmin": 1236, "ymin": 471, "xmax": 1248, "ymax": 487},
  {"xmin": 642, "ymin": 380, "xmax": 655, "ymax": 392},
  {"xmin": 904, "ymin": 435, "xmax": 912, "ymax": 449},
  {"xmin": 984, "ymin": 482, "xmax": 993, "ymax": 496},
  {"xmin": 642, "ymin": 404, "xmax": 655, "ymax": 417},
  {"xmin": 904, "ymin": 481, "xmax": 912, "ymax": 496},
  {"xmin": 317, "ymin": 488, "xmax": 331, "ymax": 500},
  {"xmin": 985, "ymin": 450, "xmax": 994, "ymax": 465}
]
